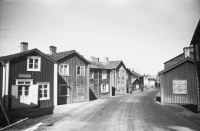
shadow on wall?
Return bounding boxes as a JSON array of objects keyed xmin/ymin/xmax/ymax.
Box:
[
  {"xmin": 89, "ymin": 87, "xmax": 97, "ymax": 101},
  {"xmin": 112, "ymin": 86, "xmax": 116, "ymax": 96}
]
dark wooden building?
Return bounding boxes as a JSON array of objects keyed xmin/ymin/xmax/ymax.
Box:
[
  {"xmin": 49, "ymin": 46, "xmax": 90, "ymax": 105},
  {"xmin": 131, "ymin": 71, "xmax": 141, "ymax": 90},
  {"xmin": 190, "ymin": 19, "xmax": 200, "ymax": 111},
  {"xmin": 89, "ymin": 58, "xmax": 111, "ymax": 100},
  {"xmin": 158, "ymin": 50, "xmax": 197, "ymax": 105},
  {"xmin": 126, "ymin": 68, "xmax": 133, "ymax": 93},
  {"xmin": 0, "ymin": 43, "xmax": 57, "ymax": 110}
]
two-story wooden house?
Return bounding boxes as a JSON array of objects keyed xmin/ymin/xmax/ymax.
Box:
[
  {"xmin": 0, "ymin": 42, "xmax": 58, "ymax": 110},
  {"xmin": 89, "ymin": 57, "xmax": 111, "ymax": 100},
  {"xmin": 49, "ymin": 46, "xmax": 90, "ymax": 105}
]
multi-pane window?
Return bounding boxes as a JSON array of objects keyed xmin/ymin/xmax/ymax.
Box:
[
  {"xmin": 59, "ymin": 64, "xmax": 69, "ymax": 76},
  {"xmin": 102, "ymin": 70, "xmax": 107, "ymax": 79},
  {"xmin": 59, "ymin": 84, "xmax": 69, "ymax": 97},
  {"xmin": 101, "ymin": 84, "xmax": 109, "ymax": 93},
  {"xmin": 38, "ymin": 83, "xmax": 50, "ymax": 100},
  {"xmin": 77, "ymin": 66, "xmax": 85, "ymax": 76},
  {"xmin": 90, "ymin": 69, "xmax": 94, "ymax": 79},
  {"xmin": 27, "ymin": 56, "xmax": 41, "ymax": 71}
]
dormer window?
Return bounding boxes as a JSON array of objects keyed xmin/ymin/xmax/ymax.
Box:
[{"xmin": 27, "ymin": 56, "xmax": 41, "ymax": 71}]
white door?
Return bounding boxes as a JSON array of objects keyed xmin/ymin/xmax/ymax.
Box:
[{"xmin": 18, "ymin": 85, "xmax": 30, "ymax": 107}]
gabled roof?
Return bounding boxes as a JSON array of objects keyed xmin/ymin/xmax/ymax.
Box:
[
  {"xmin": 164, "ymin": 52, "xmax": 194, "ymax": 64},
  {"xmin": 49, "ymin": 50, "xmax": 90, "ymax": 64},
  {"xmin": 158, "ymin": 57, "xmax": 194, "ymax": 75},
  {"xmin": 131, "ymin": 71, "xmax": 141, "ymax": 77},
  {"xmin": 89, "ymin": 61, "xmax": 108, "ymax": 69},
  {"xmin": 190, "ymin": 19, "xmax": 200, "ymax": 45},
  {"xmin": 0, "ymin": 48, "xmax": 56, "ymax": 63}
]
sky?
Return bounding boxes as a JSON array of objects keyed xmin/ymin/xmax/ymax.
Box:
[{"xmin": 0, "ymin": 0, "xmax": 200, "ymax": 76}]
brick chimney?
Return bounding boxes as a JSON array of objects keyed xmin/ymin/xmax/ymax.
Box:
[
  {"xmin": 183, "ymin": 46, "xmax": 193, "ymax": 58},
  {"xmin": 50, "ymin": 46, "xmax": 57, "ymax": 55},
  {"xmin": 104, "ymin": 57, "xmax": 109, "ymax": 62},
  {"xmin": 95, "ymin": 58, "xmax": 99, "ymax": 62},
  {"xmin": 20, "ymin": 42, "xmax": 28, "ymax": 52}
]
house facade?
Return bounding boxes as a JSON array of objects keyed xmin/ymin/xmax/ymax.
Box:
[
  {"xmin": 190, "ymin": 19, "xmax": 200, "ymax": 111},
  {"xmin": 89, "ymin": 58, "xmax": 111, "ymax": 100},
  {"xmin": 131, "ymin": 71, "xmax": 141, "ymax": 90},
  {"xmin": 158, "ymin": 48, "xmax": 197, "ymax": 105},
  {"xmin": 0, "ymin": 43, "xmax": 57, "ymax": 110},
  {"xmin": 49, "ymin": 46, "xmax": 90, "ymax": 105},
  {"xmin": 126, "ymin": 68, "xmax": 133, "ymax": 93}
]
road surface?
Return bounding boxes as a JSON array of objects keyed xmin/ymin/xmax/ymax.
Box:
[{"xmin": 38, "ymin": 88, "xmax": 200, "ymax": 131}]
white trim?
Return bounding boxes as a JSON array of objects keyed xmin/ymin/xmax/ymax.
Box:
[
  {"xmin": 54, "ymin": 63, "xmax": 57, "ymax": 106},
  {"xmin": 59, "ymin": 84, "xmax": 69, "ymax": 97},
  {"xmin": 27, "ymin": 56, "xmax": 41, "ymax": 71},
  {"xmin": 102, "ymin": 70, "xmax": 107, "ymax": 79},
  {"xmin": 4, "ymin": 60, "xmax": 10, "ymax": 109},
  {"xmin": 2, "ymin": 63, "xmax": 5, "ymax": 105},
  {"xmin": 59, "ymin": 64, "xmax": 69, "ymax": 76},
  {"xmin": 16, "ymin": 79, "xmax": 33, "ymax": 85},
  {"xmin": 37, "ymin": 82, "xmax": 50, "ymax": 100}
]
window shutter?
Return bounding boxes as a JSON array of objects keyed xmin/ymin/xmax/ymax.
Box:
[{"xmin": 106, "ymin": 84, "xmax": 109, "ymax": 93}]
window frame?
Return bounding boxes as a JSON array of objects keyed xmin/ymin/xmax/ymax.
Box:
[
  {"xmin": 76, "ymin": 65, "xmax": 85, "ymax": 76},
  {"xmin": 27, "ymin": 56, "xmax": 41, "ymax": 71},
  {"xmin": 37, "ymin": 82, "xmax": 50, "ymax": 100},
  {"xmin": 102, "ymin": 70, "xmax": 107, "ymax": 79},
  {"xmin": 90, "ymin": 69, "xmax": 94, "ymax": 79},
  {"xmin": 59, "ymin": 64, "xmax": 69, "ymax": 76},
  {"xmin": 59, "ymin": 84, "xmax": 69, "ymax": 97}
]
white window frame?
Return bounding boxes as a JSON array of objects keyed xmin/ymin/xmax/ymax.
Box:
[
  {"xmin": 59, "ymin": 64, "xmax": 69, "ymax": 76},
  {"xmin": 90, "ymin": 69, "xmax": 94, "ymax": 79},
  {"xmin": 27, "ymin": 56, "xmax": 41, "ymax": 71},
  {"xmin": 102, "ymin": 70, "xmax": 107, "ymax": 79},
  {"xmin": 59, "ymin": 84, "xmax": 69, "ymax": 97},
  {"xmin": 37, "ymin": 82, "xmax": 50, "ymax": 100},
  {"xmin": 76, "ymin": 65, "xmax": 85, "ymax": 76},
  {"xmin": 16, "ymin": 79, "xmax": 33, "ymax": 85},
  {"xmin": 101, "ymin": 83, "xmax": 109, "ymax": 93}
]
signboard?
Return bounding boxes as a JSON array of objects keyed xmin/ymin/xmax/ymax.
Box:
[
  {"xmin": 18, "ymin": 74, "xmax": 31, "ymax": 78},
  {"xmin": 173, "ymin": 80, "xmax": 187, "ymax": 94}
]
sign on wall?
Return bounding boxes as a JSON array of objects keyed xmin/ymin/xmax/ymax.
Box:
[
  {"xmin": 173, "ymin": 80, "xmax": 187, "ymax": 94},
  {"xmin": 18, "ymin": 74, "xmax": 31, "ymax": 78}
]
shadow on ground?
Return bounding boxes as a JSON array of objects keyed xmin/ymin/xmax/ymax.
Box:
[{"xmin": 0, "ymin": 106, "xmax": 54, "ymax": 130}]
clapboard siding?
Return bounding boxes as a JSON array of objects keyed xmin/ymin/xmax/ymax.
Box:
[
  {"xmin": 57, "ymin": 53, "xmax": 88, "ymax": 104},
  {"xmin": 163, "ymin": 61, "xmax": 197, "ymax": 104},
  {"xmin": 9, "ymin": 51, "xmax": 55, "ymax": 108}
]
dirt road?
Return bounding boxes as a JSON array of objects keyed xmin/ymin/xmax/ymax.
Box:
[{"xmin": 37, "ymin": 88, "xmax": 200, "ymax": 131}]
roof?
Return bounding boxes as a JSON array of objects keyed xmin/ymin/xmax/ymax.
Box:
[
  {"xmin": 0, "ymin": 48, "xmax": 56, "ymax": 63},
  {"xmin": 131, "ymin": 71, "xmax": 141, "ymax": 77},
  {"xmin": 49, "ymin": 50, "xmax": 90, "ymax": 64},
  {"xmin": 164, "ymin": 52, "xmax": 194, "ymax": 64},
  {"xmin": 190, "ymin": 19, "xmax": 200, "ymax": 45},
  {"xmin": 89, "ymin": 60, "xmax": 126, "ymax": 70},
  {"xmin": 158, "ymin": 57, "xmax": 195, "ymax": 75},
  {"xmin": 126, "ymin": 68, "xmax": 133, "ymax": 75}
]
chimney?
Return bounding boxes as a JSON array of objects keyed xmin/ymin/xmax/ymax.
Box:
[
  {"xmin": 20, "ymin": 42, "xmax": 28, "ymax": 52},
  {"xmin": 104, "ymin": 57, "xmax": 109, "ymax": 62},
  {"xmin": 183, "ymin": 46, "xmax": 193, "ymax": 58},
  {"xmin": 50, "ymin": 46, "xmax": 57, "ymax": 55},
  {"xmin": 90, "ymin": 56, "xmax": 95, "ymax": 62},
  {"xmin": 95, "ymin": 58, "xmax": 99, "ymax": 62}
]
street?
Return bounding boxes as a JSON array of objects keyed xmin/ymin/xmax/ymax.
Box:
[{"xmin": 36, "ymin": 88, "xmax": 200, "ymax": 131}]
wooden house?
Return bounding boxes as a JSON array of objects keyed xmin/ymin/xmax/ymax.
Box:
[
  {"xmin": 190, "ymin": 19, "xmax": 200, "ymax": 111},
  {"xmin": 89, "ymin": 57, "xmax": 111, "ymax": 100},
  {"xmin": 158, "ymin": 48, "xmax": 197, "ymax": 105},
  {"xmin": 126, "ymin": 68, "xmax": 133, "ymax": 93},
  {"xmin": 0, "ymin": 42, "xmax": 58, "ymax": 110},
  {"xmin": 131, "ymin": 71, "xmax": 141, "ymax": 90},
  {"xmin": 49, "ymin": 46, "xmax": 90, "ymax": 105}
]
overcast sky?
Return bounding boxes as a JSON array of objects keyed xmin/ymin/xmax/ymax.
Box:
[{"xmin": 0, "ymin": 0, "xmax": 200, "ymax": 76}]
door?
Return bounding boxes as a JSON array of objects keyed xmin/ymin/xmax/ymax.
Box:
[
  {"xmin": 18, "ymin": 85, "xmax": 30, "ymax": 107},
  {"xmin": 76, "ymin": 86, "xmax": 85, "ymax": 102}
]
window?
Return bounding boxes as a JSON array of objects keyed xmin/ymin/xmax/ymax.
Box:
[
  {"xmin": 90, "ymin": 69, "xmax": 94, "ymax": 79},
  {"xmin": 101, "ymin": 84, "xmax": 109, "ymax": 93},
  {"xmin": 195, "ymin": 44, "xmax": 199, "ymax": 61},
  {"xmin": 38, "ymin": 83, "xmax": 50, "ymax": 100},
  {"xmin": 59, "ymin": 64, "xmax": 69, "ymax": 76},
  {"xmin": 16, "ymin": 79, "xmax": 33, "ymax": 85},
  {"xmin": 102, "ymin": 70, "xmax": 107, "ymax": 79},
  {"xmin": 77, "ymin": 66, "xmax": 85, "ymax": 76},
  {"xmin": 59, "ymin": 84, "xmax": 69, "ymax": 97},
  {"xmin": 27, "ymin": 56, "xmax": 41, "ymax": 71}
]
